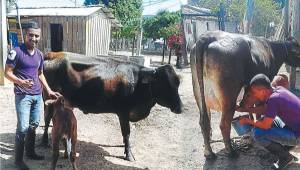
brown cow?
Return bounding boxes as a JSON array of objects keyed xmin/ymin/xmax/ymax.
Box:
[
  {"xmin": 190, "ymin": 31, "xmax": 300, "ymax": 159},
  {"xmin": 45, "ymin": 96, "xmax": 78, "ymax": 170}
]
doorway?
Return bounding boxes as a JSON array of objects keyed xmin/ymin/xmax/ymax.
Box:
[{"xmin": 50, "ymin": 24, "xmax": 63, "ymax": 52}]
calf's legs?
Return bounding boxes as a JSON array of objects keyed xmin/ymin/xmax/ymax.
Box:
[
  {"xmin": 42, "ymin": 104, "xmax": 53, "ymax": 147},
  {"xmin": 51, "ymin": 136, "xmax": 59, "ymax": 170}
]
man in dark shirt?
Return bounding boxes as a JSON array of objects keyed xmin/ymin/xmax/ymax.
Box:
[
  {"xmin": 5, "ymin": 21, "xmax": 59, "ymax": 170},
  {"xmin": 237, "ymin": 74, "xmax": 300, "ymax": 169}
]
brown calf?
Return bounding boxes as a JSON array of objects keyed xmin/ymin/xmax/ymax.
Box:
[{"xmin": 45, "ymin": 96, "xmax": 78, "ymax": 170}]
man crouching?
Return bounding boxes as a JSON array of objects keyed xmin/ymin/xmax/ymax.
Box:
[{"xmin": 236, "ymin": 74, "xmax": 300, "ymax": 169}]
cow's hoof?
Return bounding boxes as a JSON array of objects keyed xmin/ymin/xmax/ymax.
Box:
[
  {"xmin": 125, "ymin": 152, "xmax": 135, "ymax": 161},
  {"xmin": 204, "ymin": 152, "xmax": 217, "ymax": 160}
]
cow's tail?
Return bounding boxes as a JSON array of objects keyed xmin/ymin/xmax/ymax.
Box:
[{"xmin": 190, "ymin": 36, "xmax": 216, "ymax": 143}]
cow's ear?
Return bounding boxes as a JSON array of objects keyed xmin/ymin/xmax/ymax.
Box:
[
  {"xmin": 44, "ymin": 99, "xmax": 56, "ymax": 106},
  {"xmin": 141, "ymin": 68, "xmax": 156, "ymax": 84}
]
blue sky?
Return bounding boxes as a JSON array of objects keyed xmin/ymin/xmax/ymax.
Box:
[{"xmin": 142, "ymin": 0, "xmax": 187, "ymax": 16}]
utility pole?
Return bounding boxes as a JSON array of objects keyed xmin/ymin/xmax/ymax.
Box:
[
  {"xmin": 290, "ymin": 0, "xmax": 300, "ymax": 89},
  {"xmin": 136, "ymin": 16, "xmax": 143, "ymax": 56},
  {"xmin": 0, "ymin": 0, "xmax": 8, "ymax": 85}
]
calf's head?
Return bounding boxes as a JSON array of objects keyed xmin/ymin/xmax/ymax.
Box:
[
  {"xmin": 44, "ymin": 95, "xmax": 65, "ymax": 111},
  {"xmin": 147, "ymin": 65, "xmax": 183, "ymax": 114}
]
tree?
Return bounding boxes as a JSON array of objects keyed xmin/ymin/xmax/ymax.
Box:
[
  {"xmin": 143, "ymin": 11, "xmax": 181, "ymax": 63},
  {"xmin": 191, "ymin": 0, "xmax": 281, "ymax": 36},
  {"xmin": 143, "ymin": 11, "xmax": 181, "ymax": 40},
  {"xmin": 84, "ymin": 0, "xmax": 142, "ymax": 39},
  {"xmin": 251, "ymin": 0, "xmax": 280, "ymax": 36}
]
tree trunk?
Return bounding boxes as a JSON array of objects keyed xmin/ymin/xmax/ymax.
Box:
[
  {"xmin": 132, "ymin": 36, "xmax": 135, "ymax": 56},
  {"xmin": 168, "ymin": 48, "xmax": 172, "ymax": 64},
  {"xmin": 181, "ymin": 20, "xmax": 189, "ymax": 66},
  {"xmin": 162, "ymin": 39, "xmax": 166, "ymax": 64}
]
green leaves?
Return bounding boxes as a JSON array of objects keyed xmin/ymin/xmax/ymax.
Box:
[{"xmin": 143, "ymin": 11, "xmax": 181, "ymax": 40}]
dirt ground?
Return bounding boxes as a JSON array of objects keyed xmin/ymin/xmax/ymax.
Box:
[{"xmin": 1, "ymin": 54, "xmax": 300, "ymax": 170}]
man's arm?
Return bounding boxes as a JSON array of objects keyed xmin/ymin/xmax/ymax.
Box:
[
  {"xmin": 236, "ymin": 104, "xmax": 267, "ymax": 115},
  {"xmin": 38, "ymin": 69, "xmax": 59, "ymax": 98},
  {"xmin": 4, "ymin": 64, "xmax": 33, "ymax": 88},
  {"xmin": 239, "ymin": 117, "xmax": 274, "ymax": 129}
]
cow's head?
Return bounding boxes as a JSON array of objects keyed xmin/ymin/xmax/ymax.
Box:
[
  {"xmin": 147, "ymin": 65, "xmax": 183, "ymax": 114},
  {"xmin": 285, "ymin": 38, "xmax": 300, "ymax": 67}
]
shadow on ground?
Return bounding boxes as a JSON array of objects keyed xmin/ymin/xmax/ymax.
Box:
[
  {"xmin": 203, "ymin": 143, "xmax": 300, "ymax": 170},
  {"xmin": 0, "ymin": 133, "xmax": 147, "ymax": 170}
]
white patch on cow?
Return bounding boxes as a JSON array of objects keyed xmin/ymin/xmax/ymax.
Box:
[
  {"xmin": 8, "ymin": 50, "xmax": 16, "ymax": 60},
  {"xmin": 67, "ymin": 138, "xmax": 72, "ymax": 157}
]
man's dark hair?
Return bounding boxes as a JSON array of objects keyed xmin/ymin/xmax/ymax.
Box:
[
  {"xmin": 250, "ymin": 74, "xmax": 272, "ymax": 89},
  {"xmin": 26, "ymin": 21, "xmax": 40, "ymax": 30}
]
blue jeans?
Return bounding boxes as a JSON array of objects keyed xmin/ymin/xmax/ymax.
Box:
[
  {"xmin": 15, "ymin": 94, "xmax": 43, "ymax": 136},
  {"xmin": 252, "ymin": 117, "xmax": 300, "ymax": 147}
]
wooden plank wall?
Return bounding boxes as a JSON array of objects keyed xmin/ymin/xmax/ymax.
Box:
[
  {"xmin": 86, "ymin": 13, "xmax": 111, "ymax": 56},
  {"xmin": 8, "ymin": 16, "xmax": 87, "ymax": 54},
  {"xmin": 8, "ymin": 13, "xmax": 113, "ymax": 56}
]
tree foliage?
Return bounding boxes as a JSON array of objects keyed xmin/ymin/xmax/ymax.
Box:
[
  {"xmin": 251, "ymin": 0, "xmax": 280, "ymax": 36},
  {"xmin": 192, "ymin": 0, "xmax": 281, "ymax": 36},
  {"xmin": 143, "ymin": 11, "xmax": 181, "ymax": 40},
  {"xmin": 84, "ymin": 0, "xmax": 142, "ymax": 38}
]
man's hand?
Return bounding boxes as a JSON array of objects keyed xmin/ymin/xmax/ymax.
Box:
[
  {"xmin": 239, "ymin": 117, "xmax": 253, "ymax": 125},
  {"xmin": 48, "ymin": 90, "xmax": 61, "ymax": 99},
  {"xmin": 19, "ymin": 79, "xmax": 34, "ymax": 89}
]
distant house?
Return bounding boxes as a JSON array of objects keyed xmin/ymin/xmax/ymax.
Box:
[
  {"xmin": 6, "ymin": 0, "xmax": 121, "ymax": 56},
  {"xmin": 182, "ymin": 5, "xmax": 238, "ymax": 48}
]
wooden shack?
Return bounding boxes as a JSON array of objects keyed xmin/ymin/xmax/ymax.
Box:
[{"xmin": 7, "ymin": 6, "xmax": 121, "ymax": 56}]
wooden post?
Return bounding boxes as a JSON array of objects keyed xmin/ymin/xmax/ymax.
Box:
[
  {"xmin": 0, "ymin": 0, "xmax": 8, "ymax": 85},
  {"xmin": 181, "ymin": 19, "xmax": 188, "ymax": 66},
  {"xmin": 168, "ymin": 48, "xmax": 172, "ymax": 64},
  {"xmin": 162, "ymin": 38, "xmax": 166, "ymax": 64},
  {"xmin": 290, "ymin": 0, "xmax": 300, "ymax": 89}
]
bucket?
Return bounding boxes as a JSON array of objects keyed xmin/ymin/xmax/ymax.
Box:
[{"xmin": 232, "ymin": 116, "xmax": 253, "ymax": 136}]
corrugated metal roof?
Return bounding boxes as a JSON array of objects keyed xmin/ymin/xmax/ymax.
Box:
[
  {"xmin": 7, "ymin": 7, "xmax": 102, "ymax": 17},
  {"xmin": 182, "ymin": 5, "xmax": 212, "ymax": 16},
  {"xmin": 16, "ymin": 0, "xmax": 85, "ymax": 8}
]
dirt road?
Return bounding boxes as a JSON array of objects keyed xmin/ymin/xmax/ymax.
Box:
[{"xmin": 1, "ymin": 55, "xmax": 299, "ymax": 170}]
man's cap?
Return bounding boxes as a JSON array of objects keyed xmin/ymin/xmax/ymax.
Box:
[
  {"xmin": 250, "ymin": 74, "xmax": 271, "ymax": 88},
  {"xmin": 26, "ymin": 21, "xmax": 40, "ymax": 29}
]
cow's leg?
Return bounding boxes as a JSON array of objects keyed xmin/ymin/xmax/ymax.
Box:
[
  {"xmin": 218, "ymin": 83, "xmax": 242, "ymax": 158},
  {"xmin": 63, "ymin": 139, "xmax": 68, "ymax": 159},
  {"xmin": 199, "ymin": 107, "xmax": 215, "ymax": 159},
  {"xmin": 118, "ymin": 116, "xmax": 135, "ymax": 161},
  {"xmin": 220, "ymin": 104, "xmax": 237, "ymax": 158},
  {"xmin": 191, "ymin": 62, "xmax": 216, "ymax": 159},
  {"xmin": 42, "ymin": 104, "xmax": 53, "ymax": 147}
]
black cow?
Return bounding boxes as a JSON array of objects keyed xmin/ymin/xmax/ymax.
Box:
[
  {"xmin": 41, "ymin": 52, "xmax": 183, "ymax": 161},
  {"xmin": 190, "ymin": 31, "xmax": 300, "ymax": 159}
]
